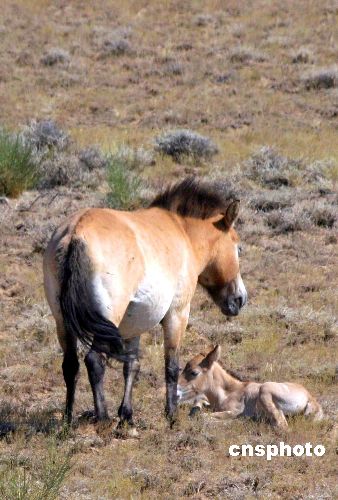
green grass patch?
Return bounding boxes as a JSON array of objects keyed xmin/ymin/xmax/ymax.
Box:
[
  {"xmin": 106, "ymin": 153, "xmax": 142, "ymax": 210},
  {"xmin": 0, "ymin": 129, "xmax": 40, "ymax": 197},
  {"xmin": 0, "ymin": 438, "xmax": 72, "ymax": 500}
]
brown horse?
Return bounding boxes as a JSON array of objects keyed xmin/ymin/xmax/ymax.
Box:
[{"xmin": 43, "ymin": 178, "xmax": 247, "ymax": 427}]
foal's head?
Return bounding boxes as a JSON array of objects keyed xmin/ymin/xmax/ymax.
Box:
[
  {"xmin": 151, "ymin": 177, "xmax": 247, "ymax": 317},
  {"xmin": 177, "ymin": 346, "xmax": 221, "ymax": 403}
]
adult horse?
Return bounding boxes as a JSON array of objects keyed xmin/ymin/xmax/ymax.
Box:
[{"xmin": 43, "ymin": 178, "xmax": 247, "ymax": 427}]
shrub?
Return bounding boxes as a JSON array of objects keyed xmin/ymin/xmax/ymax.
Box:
[
  {"xmin": 102, "ymin": 38, "xmax": 131, "ymax": 56},
  {"xmin": 39, "ymin": 151, "xmax": 104, "ymax": 189},
  {"xmin": 229, "ymin": 46, "xmax": 267, "ymax": 63},
  {"xmin": 106, "ymin": 155, "xmax": 142, "ymax": 209},
  {"xmin": 163, "ymin": 61, "xmax": 184, "ymax": 76},
  {"xmin": 78, "ymin": 146, "xmax": 108, "ymax": 170},
  {"xmin": 304, "ymin": 159, "xmax": 335, "ymax": 191},
  {"xmin": 302, "ymin": 66, "xmax": 338, "ymax": 89},
  {"xmin": 264, "ymin": 199, "xmax": 337, "ymax": 234},
  {"xmin": 307, "ymin": 202, "xmax": 337, "ymax": 228},
  {"xmin": 21, "ymin": 119, "xmax": 69, "ymax": 151},
  {"xmin": 154, "ymin": 129, "xmax": 218, "ymax": 162},
  {"xmin": 193, "ymin": 14, "xmax": 215, "ymax": 27},
  {"xmin": 112, "ymin": 144, "xmax": 155, "ymax": 169},
  {"xmin": 0, "ymin": 129, "xmax": 40, "ymax": 197},
  {"xmin": 243, "ymin": 146, "xmax": 302, "ymax": 188},
  {"xmin": 265, "ymin": 208, "xmax": 310, "ymax": 234},
  {"xmin": 100, "ymin": 28, "xmax": 132, "ymax": 56},
  {"xmin": 249, "ymin": 190, "xmax": 292, "ymax": 212},
  {"xmin": 291, "ymin": 47, "xmax": 314, "ymax": 64},
  {"xmin": 40, "ymin": 48, "xmax": 70, "ymax": 66}
]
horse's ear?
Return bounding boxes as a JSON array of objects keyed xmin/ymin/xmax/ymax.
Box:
[
  {"xmin": 201, "ymin": 345, "xmax": 221, "ymax": 369},
  {"xmin": 224, "ymin": 200, "xmax": 240, "ymax": 228}
]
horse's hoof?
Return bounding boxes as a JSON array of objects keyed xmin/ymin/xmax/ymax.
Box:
[
  {"xmin": 189, "ymin": 406, "xmax": 201, "ymax": 418},
  {"xmin": 114, "ymin": 423, "xmax": 139, "ymax": 439},
  {"xmin": 78, "ymin": 410, "xmax": 96, "ymax": 423},
  {"xmin": 0, "ymin": 423, "xmax": 16, "ymax": 439},
  {"xmin": 126, "ymin": 426, "xmax": 139, "ymax": 438}
]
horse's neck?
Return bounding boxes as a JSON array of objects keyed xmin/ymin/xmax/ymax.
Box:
[
  {"xmin": 207, "ymin": 363, "xmax": 244, "ymax": 409},
  {"xmin": 217, "ymin": 364, "xmax": 243, "ymax": 391},
  {"xmin": 181, "ymin": 217, "xmax": 215, "ymax": 274}
]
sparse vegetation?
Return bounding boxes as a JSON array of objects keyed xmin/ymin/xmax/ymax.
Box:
[
  {"xmin": 0, "ymin": 440, "xmax": 72, "ymax": 500},
  {"xmin": 229, "ymin": 45, "xmax": 267, "ymax": 63},
  {"xmin": 0, "ymin": 0, "xmax": 337, "ymax": 498},
  {"xmin": 0, "ymin": 129, "xmax": 40, "ymax": 197}
]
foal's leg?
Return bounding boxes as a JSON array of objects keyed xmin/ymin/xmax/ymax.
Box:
[
  {"xmin": 259, "ymin": 389, "xmax": 288, "ymax": 429},
  {"xmin": 210, "ymin": 398, "xmax": 244, "ymax": 421},
  {"xmin": 85, "ymin": 349, "xmax": 109, "ymax": 421},
  {"xmin": 118, "ymin": 337, "xmax": 140, "ymax": 426},
  {"xmin": 209, "ymin": 410, "xmax": 240, "ymax": 420},
  {"xmin": 162, "ymin": 306, "xmax": 189, "ymax": 422}
]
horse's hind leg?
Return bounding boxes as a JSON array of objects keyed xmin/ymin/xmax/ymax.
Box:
[
  {"xmin": 118, "ymin": 337, "xmax": 140, "ymax": 426},
  {"xmin": 85, "ymin": 350, "xmax": 109, "ymax": 421},
  {"xmin": 259, "ymin": 388, "xmax": 288, "ymax": 429},
  {"xmin": 60, "ymin": 326, "xmax": 79, "ymax": 425}
]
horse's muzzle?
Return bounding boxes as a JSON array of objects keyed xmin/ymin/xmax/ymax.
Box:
[{"xmin": 222, "ymin": 294, "xmax": 246, "ymax": 316}]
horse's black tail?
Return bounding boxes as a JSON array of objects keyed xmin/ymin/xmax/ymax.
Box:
[{"xmin": 58, "ymin": 237, "xmax": 126, "ymax": 360}]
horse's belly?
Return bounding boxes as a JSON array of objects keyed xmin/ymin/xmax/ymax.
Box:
[
  {"xmin": 119, "ymin": 278, "xmax": 174, "ymax": 337},
  {"xmin": 278, "ymin": 396, "xmax": 308, "ymax": 415}
]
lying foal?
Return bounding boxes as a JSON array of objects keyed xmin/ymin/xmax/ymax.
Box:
[{"xmin": 177, "ymin": 346, "xmax": 323, "ymax": 429}]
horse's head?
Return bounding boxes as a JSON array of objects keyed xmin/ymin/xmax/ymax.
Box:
[
  {"xmin": 198, "ymin": 200, "xmax": 247, "ymax": 317},
  {"xmin": 177, "ymin": 346, "xmax": 221, "ymax": 403}
]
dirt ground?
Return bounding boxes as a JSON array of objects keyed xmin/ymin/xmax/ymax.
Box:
[{"xmin": 0, "ymin": 1, "xmax": 337, "ymax": 499}]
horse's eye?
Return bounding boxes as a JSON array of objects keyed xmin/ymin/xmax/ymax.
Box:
[{"xmin": 191, "ymin": 370, "xmax": 200, "ymax": 377}]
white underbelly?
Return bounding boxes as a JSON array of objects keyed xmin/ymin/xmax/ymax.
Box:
[
  {"xmin": 277, "ymin": 394, "xmax": 308, "ymax": 415},
  {"xmin": 118, "ymin": 274, "xmax": 175, "ymax": 337}
]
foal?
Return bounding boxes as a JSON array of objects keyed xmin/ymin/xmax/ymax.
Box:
[{"xmin": 178, "ymin": 346, "xmax": 323, "ymax": 428}]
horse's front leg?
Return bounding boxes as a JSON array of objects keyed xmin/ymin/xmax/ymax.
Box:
[
  {"xmin": 162, "ymin": 305, "xmax": 190, "ymax": 423},
  {"xmin": 118, "ymin": 337, "xmax": 140, "ymax": 427}
]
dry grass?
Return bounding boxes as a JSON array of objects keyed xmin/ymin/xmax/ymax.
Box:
[{"xmin": 0, "ymin": 0, "xmax": 337, "ymax": 498}]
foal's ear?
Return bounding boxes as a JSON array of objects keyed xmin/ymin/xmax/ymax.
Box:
[
  {"xmin": 224, "ymin": 200, "xmax": 240, "ymax": 228},
  {"xmin": 201, "ymin": 345, "xmax": 221, "ymax": 369}
]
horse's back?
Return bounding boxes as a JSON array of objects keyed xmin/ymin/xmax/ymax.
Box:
[{"xmin": 44, "ymin": 206, "xmax": 196, "ymax": 336}]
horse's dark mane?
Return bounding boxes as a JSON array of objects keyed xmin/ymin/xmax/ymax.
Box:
[{"xmin": 150, "ymin": 177, "xmax": 234, "ymax": 219}]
